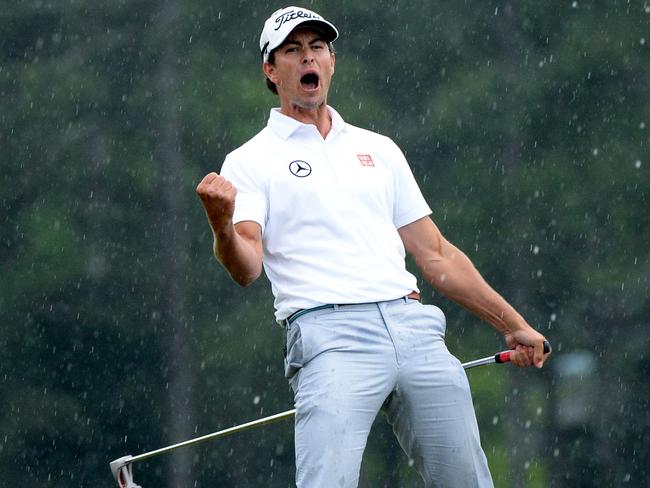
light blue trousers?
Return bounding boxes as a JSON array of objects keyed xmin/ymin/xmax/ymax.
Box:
[{"xmin": 284, "ymin": 297, "xmax": 494, "ymax": 488}]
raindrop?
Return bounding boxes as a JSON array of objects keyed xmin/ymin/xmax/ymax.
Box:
[
  {"xmin": 634, "ymin": 160, "xmax": 641, "ymax": 169},
  {"xmin": 253, "ymin": 395, "xmax": 261, "ymax": 405}
]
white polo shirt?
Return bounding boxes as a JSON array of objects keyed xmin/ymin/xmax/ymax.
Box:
[{"xmin": 221, "ymin": 106, "xmax": 432, "ymax": 321}]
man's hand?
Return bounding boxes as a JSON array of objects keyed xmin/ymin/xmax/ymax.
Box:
[
  {"xmin": 195, "ymin": 172, "xmax": 263, "ymax": 286},
  {"xmin": 504, "ymin": 328, "xmax": 551, "ymax": 369},
  {"xmin": 196, "ymin": 172, "xmax": 237, "ymax": 234}
]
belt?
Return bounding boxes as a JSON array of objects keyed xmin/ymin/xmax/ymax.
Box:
[{"xmin": 285, "ymin": 291, "xmax": 421, "ymax": 327}]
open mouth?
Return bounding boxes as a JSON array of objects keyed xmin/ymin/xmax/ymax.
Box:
[{"xmin": 300, "ymin": 73, "xmax": 320, "ymax": 90}]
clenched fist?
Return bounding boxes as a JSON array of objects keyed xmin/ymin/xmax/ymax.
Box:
[{"xmin": 196, "ymin": 172, "xmax": 237, "ymax": 234}]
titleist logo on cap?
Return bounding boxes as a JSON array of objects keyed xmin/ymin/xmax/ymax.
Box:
[{"xmin": 274, "ymin": 9, "xmax": 321, "ymax": 31}]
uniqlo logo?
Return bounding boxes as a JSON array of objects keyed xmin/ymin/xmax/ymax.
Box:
[{"xmin": 357, "ymin": 154, "xmax": 374, "ymax": 166}]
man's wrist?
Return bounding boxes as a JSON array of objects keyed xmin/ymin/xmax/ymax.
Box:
[
  {"xmin": 212, "ymin": 218, "xmax": 235, "ymax": 242},
  {"xmin": 500, "ymin": 312, "xmax": 530, "ymax": 335}
]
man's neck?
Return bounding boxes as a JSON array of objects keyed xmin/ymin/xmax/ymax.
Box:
[{"xmin": 280, "ymin": 103, "xmax": 332, "ymax": 139}]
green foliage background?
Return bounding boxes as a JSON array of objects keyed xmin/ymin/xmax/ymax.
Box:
[{"xmin": 1, "ymin": 1, "xmax": 648, "ymax": 486}]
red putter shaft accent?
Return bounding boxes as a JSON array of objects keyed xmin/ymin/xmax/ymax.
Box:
[{"xmin": 495, "ymin": 351, "xmax": 511, "ymax": 363}]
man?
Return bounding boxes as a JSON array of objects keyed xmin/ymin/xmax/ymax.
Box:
[{"xmin": 196, "ymin": 6, "xmax": 550, "ymax": 487}]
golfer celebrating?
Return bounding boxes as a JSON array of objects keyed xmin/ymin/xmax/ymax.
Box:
[{"xmin": 197, "ymin": 6, "xmax": 550, "ymax": 487}]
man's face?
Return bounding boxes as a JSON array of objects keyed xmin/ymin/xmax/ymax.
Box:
[{"xmin": 263, "ymin": 27, "xmax": 336, "ymax": 111}]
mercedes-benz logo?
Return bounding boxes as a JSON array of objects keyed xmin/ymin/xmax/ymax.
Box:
[{"xmin": 289, "ymin": 160, "xmax": 312, "ymax": 178}]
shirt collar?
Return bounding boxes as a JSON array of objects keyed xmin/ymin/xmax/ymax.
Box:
[{"xmin": 267, "ymin": 105, "xmax": 346, "ymax": 140}]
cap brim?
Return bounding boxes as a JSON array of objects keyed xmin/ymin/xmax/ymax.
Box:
[{"xmin": 294, "ymin": 20, "xmax": 338, "ymax": 43}]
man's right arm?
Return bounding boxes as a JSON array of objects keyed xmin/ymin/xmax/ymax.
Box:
[{"xmin": 196, "ymin": 172, "xmax": 263, "ymax": 287}]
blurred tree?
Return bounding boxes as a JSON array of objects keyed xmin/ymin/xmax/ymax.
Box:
[{"xmin": 1, "ymin": 0, "xmax": 648, "ymax": 487}]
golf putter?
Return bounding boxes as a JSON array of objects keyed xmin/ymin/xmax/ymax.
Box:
[{"xmin": 110, "ymin": 340, "xmax": 550, "ymax": 487}]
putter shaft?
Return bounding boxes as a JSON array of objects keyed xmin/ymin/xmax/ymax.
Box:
[
  {"xmin": 112, "ymin": 351, "xmax": 504, "ymax": 467},
  {"xmin": 129, "ymin": 408, "xmax": 297, "ymax": 464}
]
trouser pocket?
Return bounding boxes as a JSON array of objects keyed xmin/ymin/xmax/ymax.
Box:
[{"xmin": 284, "ymin": 321, "xmax": 304, "ymax": 380}]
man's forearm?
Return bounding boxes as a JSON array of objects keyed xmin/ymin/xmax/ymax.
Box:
[
  {"xmin": 400, "ymin": 217, "xmax": 549, "ymax": 367},
  {"xmin": 418, "ymin": 242, "xmax": 528, "ymax": 335},
  {"xmin": 213, "ymin": 224, "xmax": 262, "ymax": 287}
]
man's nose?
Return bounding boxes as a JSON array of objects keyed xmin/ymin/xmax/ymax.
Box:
[{"xmin": 303, "ymin": 49, "xmax": 315, "ymax": 63}]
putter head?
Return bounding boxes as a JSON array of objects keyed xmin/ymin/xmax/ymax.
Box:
[{"xmin": 110, "ymin": 456, "xmax": 141, "ymax": 488}]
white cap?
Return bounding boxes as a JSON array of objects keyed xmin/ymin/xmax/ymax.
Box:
[{"xmin": 260, "ymin": 6, "xmax": 338, "ymax": 62}]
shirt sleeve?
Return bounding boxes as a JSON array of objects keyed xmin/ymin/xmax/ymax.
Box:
[
  {"xmin": 220, "ymin": 154, "xmax": 268, "ymax": 233},
  {"xmin": 386, "ymin": 139, "xmax": 432, "ymax": 229}
]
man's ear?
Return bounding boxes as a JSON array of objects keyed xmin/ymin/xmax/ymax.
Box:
[
  {"xmin": 330, "ymin": 52, "xmax": 336, "ymax": 74},
  {"xmin": 263, "ymin": 62, "xmax": 278, "ymax": 84}
]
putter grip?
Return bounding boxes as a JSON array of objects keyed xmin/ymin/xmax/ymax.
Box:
[{"xmin": 494, "ymin": 340, "xmax": 551, "ymax": 364}]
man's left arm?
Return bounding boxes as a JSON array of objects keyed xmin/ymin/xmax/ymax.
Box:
[{"xmin": 398, "ymin": 216, "xmax": 550, "ymax": 368}]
